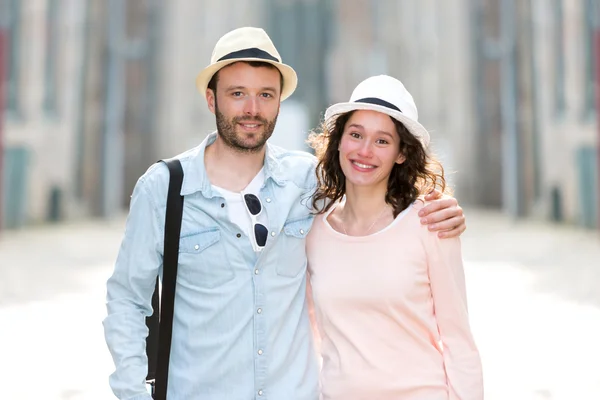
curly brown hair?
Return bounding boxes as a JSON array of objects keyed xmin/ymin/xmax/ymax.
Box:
[{"xmin": 308, "ymin": 111, "xmax": 449, "ymax": 218}]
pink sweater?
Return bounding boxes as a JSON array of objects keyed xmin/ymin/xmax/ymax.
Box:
[{"xmin": 306, "ymin": 201, "xmax": 483, "ymax": 400}]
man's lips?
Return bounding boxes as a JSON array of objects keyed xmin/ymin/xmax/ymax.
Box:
[{"xmin": 237, "ymin": 122, "xmax": 263, "ymax": 131}]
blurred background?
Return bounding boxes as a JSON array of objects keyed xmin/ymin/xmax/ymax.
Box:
[
  {"xmin": 0, "ymin": 0, "xmax": 598, "ymax": 227},
  {"xmin": 0, "ymin": 1, "xmax": 599, "ymax": 399}
]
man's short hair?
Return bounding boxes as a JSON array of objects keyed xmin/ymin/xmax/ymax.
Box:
[{"xmin": 207, "ymin": 61, "xmax": 284, "ymax": 95}]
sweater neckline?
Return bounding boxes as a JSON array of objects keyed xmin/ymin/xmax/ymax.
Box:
[{"xmin": 321, "ymin": 199, "xmax": 416, "ymax": 240}]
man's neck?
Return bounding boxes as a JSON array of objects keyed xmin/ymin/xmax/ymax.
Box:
[{"xmin": 204, "ymin": 135, "xmax": 266, "ymax": 192}]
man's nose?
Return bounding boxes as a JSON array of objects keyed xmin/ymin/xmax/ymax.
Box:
[{"xmin": 243, "ymin": 97, "xmax": 260, "ymax": 116}]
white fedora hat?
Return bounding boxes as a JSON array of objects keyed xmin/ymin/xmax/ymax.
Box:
[
  {"xmin": 325, "ymin": 75, "xmax": 430, "ymax": 148},
  {"xmin": 196, "ymin": 27, "xmax": 298, "ymax": 101}
]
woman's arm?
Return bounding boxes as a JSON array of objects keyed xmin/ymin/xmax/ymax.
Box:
[
  {"xmin": 306, "ymin": 271, "xmax": 323, "ymax": 361},
  {"xmin": 427, "ymin": 235, "xmax": 484, "ymax": 400}
]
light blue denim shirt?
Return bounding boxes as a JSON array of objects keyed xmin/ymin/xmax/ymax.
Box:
[{"xmin": 103, "ymin": 132, "xmax": 320, "ymax": 400}]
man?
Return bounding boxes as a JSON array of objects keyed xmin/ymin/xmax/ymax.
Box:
[{"xmin": 103, "ymin": 27, "xmax": 466, "ymax": 400}]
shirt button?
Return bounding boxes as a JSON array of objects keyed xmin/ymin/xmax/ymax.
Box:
[
  {"xmin": 220, "ymin": 203, "xmax": 225, "ymax": 208},
  {"xmin": 258, "ymin": 389, "xmax": 263, "ymax": 396},
  {"xmin": 266, "ymin": 198, "xmax": 271, "ymax": 203},
  {"xmin": 300, "ymin": 229, "xmax": 305, "ymax": 235},
  {"xmin": 236, "ymin": 233, "xmax": 241, "ymax": 238},
  {"xmin": 258, "ymin": 349, "xmax": 263, "ymax": 355},
  {"xmin": 257, "ymin": 308, "xmax": 262, "ymax": 314},
  {"xmin": 271, "ymin": 231, "xmax": 276, "ymax": 237},
  {"xmin": 194, "ymin": 244, "xmax": 199, "ymax": 250},
  {"xmin": 254, "ymin": 269, "xmax": 259, "ymax": 275}
]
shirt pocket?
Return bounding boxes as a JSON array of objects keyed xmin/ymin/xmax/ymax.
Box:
[
  {"xmin": 176, "ymin": 228, "xmax": 234, "ymax": 288},
  {"xmin": 276, "ymin": 215, "xmax": 313, "ymax": 278}
]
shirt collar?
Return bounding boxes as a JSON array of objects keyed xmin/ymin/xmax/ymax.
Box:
[{"xmin": 180, "ymin": 132, "xmax": 286, "ymax": 197}]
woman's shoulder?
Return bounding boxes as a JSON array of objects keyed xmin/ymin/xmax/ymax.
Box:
[
  {"xmin": 398, "ymin": 197, "xmax": 427, "ymax": 225},
  {"xmin": 307, "ymin": 207, "xmax": 331, "ymax": 239},
  {"xmin": 399, "ymin": 198, "xmax": 439, "ymax": 239},
  {"xmin": 408, "ymin": 197, "xmax": 462, "ymax": 251}
]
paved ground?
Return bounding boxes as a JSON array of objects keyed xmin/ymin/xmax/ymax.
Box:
[
  {"xmin": 0, "ymin": 217, "xmax": 123, "ymax": 400},
  {"xmin": 0, "ymin": 209, "xmax": 599, "ymax": 399},
  {"xmin": 461, "ymin": 210, "xmax": 600, "ymax": 399}
]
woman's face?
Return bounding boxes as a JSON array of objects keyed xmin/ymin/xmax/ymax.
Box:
[{"xmin": 338, "ymin": 110, "xmax": 406, "ymax": 191}]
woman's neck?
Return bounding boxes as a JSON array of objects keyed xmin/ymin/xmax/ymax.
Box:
[{"xmin": 339, "ymin": 183, "xmax": 392, "ymax": 235}]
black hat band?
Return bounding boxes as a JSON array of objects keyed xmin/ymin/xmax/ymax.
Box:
[
  {"xmin": 217, "ymin": 47, "xmax": 280, "ymax": 63},
  {"xmin": 355, "ymin": 97, "xmax": 401, "ymax": 113}
]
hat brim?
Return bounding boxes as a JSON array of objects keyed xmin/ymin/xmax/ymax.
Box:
[
  {"xmin": 324, "ymin": 102, "xmax": 431, "ymax": 148},
  {"xmin": 195, "ymin": 58, "xmax": 298, "ymax": 101}
]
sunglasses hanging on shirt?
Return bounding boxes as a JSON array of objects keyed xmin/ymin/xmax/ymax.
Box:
[{"xmin": 243, "ymin": 194, "xmax": 268, "ymax": 250}]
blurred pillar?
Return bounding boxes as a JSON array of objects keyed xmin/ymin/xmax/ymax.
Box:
[
  {"xmin": 470, "ymin": 0, "xmax": 485, "ymax": 205},
  {"xmin": 470, "ymin": 0, "xmax": 504, "ymax": 209},
  {"xmin": 0, "ymin": 3, "xmax": 6, "ymax": 231},
  {"xmin": 74, "ymin": 0, "xmax": 91, "ymax": 200},
  {"xmin": 594, "ymin": 0, "xmax": 600, "ymax": 230},
  {"xmin": 101, "ymin": 0, "xmax": 126, "ymax": 217},
  {"xmin": 301, "ymin": 0, "xmax": 332, "ymax": 126},
  {"xmin": 266, "ymin": 0, "xmax": 331, "ymax": 128},
  {"xmin": 122, "ymin": 0, "xmax": 162, "ymax": 202},
  {"xmin": 510, "ymin": 0, "xmax": 541, "ymax": 215},
  {"xmin": 139, "ymin": 0, "xmax": 161, "ymax": 171},
  {"xmin": 525, "ymin": 0, "xmax": 542, "ymax": 204},
  {"xmin": 500, "ymin": 0, "xmax": 522, "ymax": 217}
]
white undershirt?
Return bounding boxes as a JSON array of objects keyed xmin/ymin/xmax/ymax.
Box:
[{"xmin": 212, "ymin": 168, "xmax": 268, "ymax": 252}]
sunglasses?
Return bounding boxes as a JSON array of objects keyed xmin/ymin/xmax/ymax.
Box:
[{"xmin": 243, "ymin": 194, "xmax": 269, "ymax": 250}]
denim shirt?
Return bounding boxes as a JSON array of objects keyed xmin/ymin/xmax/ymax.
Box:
[{"xmin": 103, "ymin": 132, "xmax": 320, "ymax": 400}]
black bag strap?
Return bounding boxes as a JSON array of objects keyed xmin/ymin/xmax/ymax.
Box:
[{"xmin": 145, "ymin": 158, "xmax": 184, "ymax": 399}]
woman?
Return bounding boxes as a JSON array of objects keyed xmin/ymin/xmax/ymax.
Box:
[{"xmin": 306, "ymin": 75, "xmax": 483, "ymax": 399}]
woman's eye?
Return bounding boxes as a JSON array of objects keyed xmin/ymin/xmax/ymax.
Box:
[{"xmin": 350, "ymin": 132, "xmax": 361, "ymax": 139}]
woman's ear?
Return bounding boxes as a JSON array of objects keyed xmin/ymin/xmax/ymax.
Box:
[{"xmin": 396, "ymin": 153, "xmax": 406, "ymax": 165}]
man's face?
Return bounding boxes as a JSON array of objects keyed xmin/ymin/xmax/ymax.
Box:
[{"xmin": 206, "ymin": 62, "xmax": 281, "ymax": 153}]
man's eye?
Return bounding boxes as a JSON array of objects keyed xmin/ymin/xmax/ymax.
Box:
[
  {"xmin": 261, "ymin": 93, "xmax": 273, "ymax": 98},
  {"xmin": 232, "ymin": 92, "xmax": 243, "ymax": 97}
]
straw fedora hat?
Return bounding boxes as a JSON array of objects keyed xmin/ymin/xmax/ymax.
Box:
[
  {"xmin": 195, "ymin": 27, "xmax": 298, "ymax": 101},
  {"xmin": 325, "ymin": 75, "xmax": 430, "ymax": 148}
]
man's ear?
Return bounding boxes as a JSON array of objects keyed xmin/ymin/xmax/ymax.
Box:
[{"xmin": 206, "ymin": 89, "xmax": 216, "ymax": 115}]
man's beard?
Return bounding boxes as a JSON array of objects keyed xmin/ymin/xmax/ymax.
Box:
[{"xmin": 215, "ymin": 103, "xmax": 278, "ymax": 154}]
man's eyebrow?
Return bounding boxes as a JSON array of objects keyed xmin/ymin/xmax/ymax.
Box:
[
  {"xmin": 224, "ymin": 85, "xmax": 246, "ymax": 92},
  {"xmin": 261, "ymin": 86, "xmax": 278, "ymax": 93}
]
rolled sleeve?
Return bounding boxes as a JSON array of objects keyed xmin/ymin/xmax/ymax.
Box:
[{"xmin": 103, "ymin": 176, "xmax": 163, "ymax": 400}]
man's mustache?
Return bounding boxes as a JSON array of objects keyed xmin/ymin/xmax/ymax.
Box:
[{"xmin": 233, "ymin": 116, "xmax": 269, "ymax": 125}]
